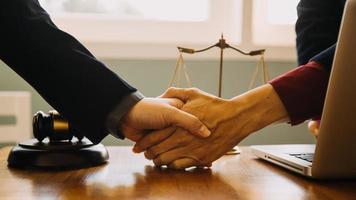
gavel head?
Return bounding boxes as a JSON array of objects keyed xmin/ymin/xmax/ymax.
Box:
[{"xmin": 33, "ymin": 110, "xmax": 84, "ymax": 142}]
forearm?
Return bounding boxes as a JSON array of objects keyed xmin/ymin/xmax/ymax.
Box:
[{"xmin": 229, "ymin": 84, "xmax": 289, "ymax": 137}]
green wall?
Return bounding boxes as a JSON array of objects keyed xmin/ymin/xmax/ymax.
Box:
[{"xmin": 0, "ymin": 58, "xmax": 315, "ymax": 146}]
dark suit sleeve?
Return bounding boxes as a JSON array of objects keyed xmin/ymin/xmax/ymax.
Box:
[
  {"xmin": 0, "ymin": 0, "xmax": 140, "ymax": 143},
  {"xmin": 268, "ymin": 0, "xmax": 346, "ymax": 124},
  {"xmin": 310, "ymin": 44, "xmax": 336, "ymax": 72},
  {"xmin": 296, "ymin": 0, "xmax": 345, "ymax": 67}
]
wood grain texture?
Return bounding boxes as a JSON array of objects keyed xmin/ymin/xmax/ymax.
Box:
[{"xmin": 1, "ymin": 146, "xmax": 356, "ymax": 200}]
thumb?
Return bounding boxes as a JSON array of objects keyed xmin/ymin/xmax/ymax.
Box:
[
  {"xmin": 162, "ymin": 98, "xmax": 184, "ymax": 109},
  {"xmin": 168, "ymin": 108, "xmax": 211, "ymax": 138},
  {"xmin": 160, "ymin": 87, "xmax": 190, "ymax": 102}
]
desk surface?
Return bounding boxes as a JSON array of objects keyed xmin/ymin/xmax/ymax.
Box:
[{"xmin": 1, "ymin": 146, "xmax": 356, "ymax": 200}]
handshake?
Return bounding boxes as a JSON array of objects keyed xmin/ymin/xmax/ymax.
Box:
[{"xmin": 120, "ymin": 84, "xmax": 289, "ymax": 169}]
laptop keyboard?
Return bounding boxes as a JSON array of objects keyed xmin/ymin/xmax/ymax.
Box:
[{"xmin": 289, "ymin": 153, "xmax": 314, "ymax": 162}]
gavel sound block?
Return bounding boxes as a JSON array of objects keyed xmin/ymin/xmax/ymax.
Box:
[{"xmin": 7, "ymin": 111, "xmax": 109, "ymax": 169}]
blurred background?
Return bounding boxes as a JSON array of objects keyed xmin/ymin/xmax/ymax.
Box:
[{"xmin": 0, "ymin": 0, "xmax": 315, "ymax": 146}]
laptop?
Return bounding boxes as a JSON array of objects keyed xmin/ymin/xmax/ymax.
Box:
[{"xmin": 251, "ymin": 0, "xmax": 356, "ymax": 179}]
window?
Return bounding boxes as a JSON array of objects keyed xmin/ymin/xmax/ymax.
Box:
[
  {"xmin": 39, "ymin": 0, "xmax": 298, "ymax": 60},
  {"xmin": 41, "ymin": 0, "xmax": 210, "ymax": 22},
  {"xmin": 40, "ymin": 0, "xmax": 242, "ymax": 45},
  {"xmin": 267, "ymin": 0, "xmax": 298, "ymax": 25},
  {"xmin": 253, "ymin": 0, "xmax": 299, "ymax": 46}
]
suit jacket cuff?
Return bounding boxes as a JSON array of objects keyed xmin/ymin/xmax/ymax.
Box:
[{"xmin": 106, "ymin": 91, "xmax": 145, "ymax": 139}]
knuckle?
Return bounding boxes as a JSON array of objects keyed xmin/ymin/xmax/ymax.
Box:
[
  {"xmin": 168, "ymin": 87, "xmax": 177, "ymax": 91},
  {"xmin": 190, "ymin": 87, "xmax": 200, "ymax": 94},
  {"xmin": 162, "ymin": 87, "xmax": 176, "ymax": 97},
  {"xmin": 148, "ymin": 147, "xmax": 159, "ymax": 157},
  {"xmin": 153, "ymin": 157, "xmax": 162, "ymax": 166},
  {"xmin": 165, "ymin": 87, "xmax": 174, "ymax": 94},
  {"xmin": 145, "ymin": 148, "xmax": 159, "ymax": 160},
  {"xmin": 197, "ymin": 153, "xmax": 213, "ymax": 165},
  {"xmin": 144, "ymin": 151, "xmax": 153, "ymax": 160}
]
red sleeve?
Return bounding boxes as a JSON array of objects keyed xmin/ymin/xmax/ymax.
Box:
[{"xmin": 269, "ymin": 61, "xmax": 330, "ymax": 125}]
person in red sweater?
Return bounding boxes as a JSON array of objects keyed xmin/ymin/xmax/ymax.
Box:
[{"xmin": 132, "ymin": 0, "xmax": 345, "ymax": 169}]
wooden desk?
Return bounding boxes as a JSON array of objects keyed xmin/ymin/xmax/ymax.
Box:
[{"xmin": 1, "ymin": 146, "xmax": 356, "ymax": 200}]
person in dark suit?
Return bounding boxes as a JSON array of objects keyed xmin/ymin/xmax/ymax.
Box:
[
  {"xmin": 0, "ymin": 0, "xmax": 211, "ymax": 144},
  {"xmin": 133, "ymin": 0, "xmax": 347, "ymax": 169}
]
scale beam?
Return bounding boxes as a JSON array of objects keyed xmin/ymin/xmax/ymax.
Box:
[{"xmin": 176, "ymin": 35, "xmax": 266, "ymax": 97}]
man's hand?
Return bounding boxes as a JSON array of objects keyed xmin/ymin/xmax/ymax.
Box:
[
  {"xmin": 120, "ymin": 97, "xmax": 211, "ymax": 142},
  {"xmin": 134, "ymin": 85, "xmax": 289, "ymax": 169}
]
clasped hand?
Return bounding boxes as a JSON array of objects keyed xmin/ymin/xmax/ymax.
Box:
[
  {"xmin": 132, "ymin": 88, "xmax": 253, "ymax": 169},
  {"xmin": 122, "ymin": 84, "xmax": 287, "ymax": 170}
]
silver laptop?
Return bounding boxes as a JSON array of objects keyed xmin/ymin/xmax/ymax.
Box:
[{"xmin": 251, "ymin": 0, "xmax": 356, "ymax": 179}]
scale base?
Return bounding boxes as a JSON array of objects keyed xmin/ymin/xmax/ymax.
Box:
[{"xmin": 7, "ymin": 138, "xmax": 109, "ymax": 170}]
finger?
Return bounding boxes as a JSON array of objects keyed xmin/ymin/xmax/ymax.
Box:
[
  {"xmin": 152, "ymin": 148, "xmax": 186, "ymax": 166},
  {"xmin": 161, "ymin": 87, "xmax": 213, "ymax": 100},
  {"xmin": 167, "ymin": 158, "xmax": 200, "ymax": 170},
  {"xmin": 168, "ymin": 158, "xmax": 212, "ymax": 170},
  {"xmin": 120, "ymin": 125, "xmax": 145, "ymax": 142},
  {"xmin": 144, "ymin": 151, "xmax": 152, "ymax": 160},
  {"xmin": 160, "ymin": 87, "xmax": 190, "ymax": 101},
  {"xmin": 133, "ymin": 127, "xmax": 176, "ymax": 153},
  {"xmin": 151, "ymin": 145, "xmax": 212, "ymax": 169},
  {"xmin": 168, "ymin": 108, "xmax": 211, "ymax": 138},
  {"xmin": 144, "ymin": 129, "xmax": 188, "ymax": 159},
  {"xmin": 153, "ymin": 150, "xmax": 211, "ymax": 169}
]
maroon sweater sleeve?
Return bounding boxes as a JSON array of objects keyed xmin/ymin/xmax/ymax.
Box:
[{"xmin": 269, "ymin": 61, "xmax": 330, "ymax": 125}]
